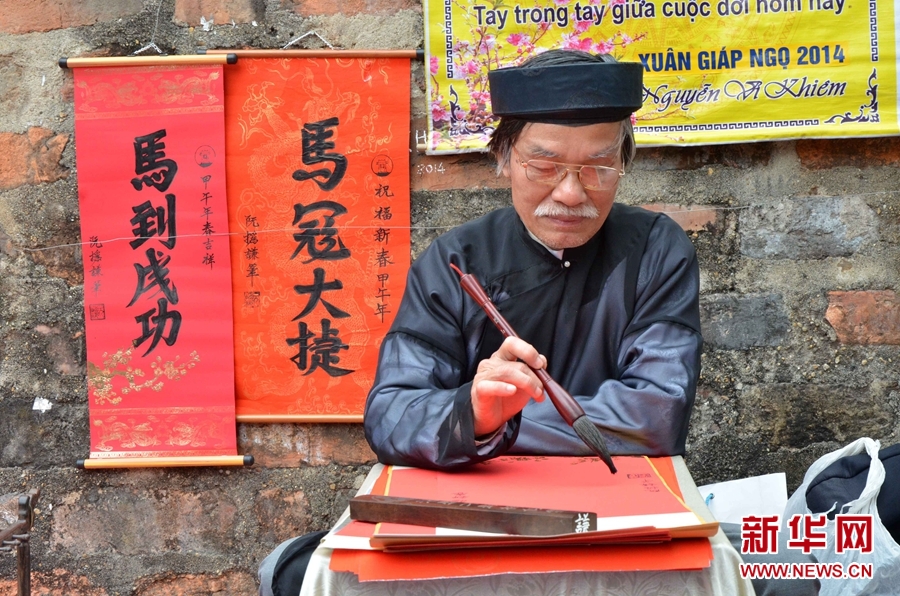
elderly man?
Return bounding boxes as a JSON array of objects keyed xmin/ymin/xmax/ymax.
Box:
[{"xmin": 364, "ymin": 49, "xmax": 702, "ymax": 469}]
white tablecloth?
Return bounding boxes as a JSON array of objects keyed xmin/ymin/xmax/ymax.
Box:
[{"xmin": 300, "ymin": 457, "xmax": 755, "ymax": 596}]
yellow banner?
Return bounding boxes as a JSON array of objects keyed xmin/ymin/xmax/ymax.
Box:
[{"xmin": 424, "ymin": 0, "xmax": 899, "ymax": 152}]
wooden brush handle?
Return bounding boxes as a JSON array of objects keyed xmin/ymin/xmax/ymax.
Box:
[{"xmin": 450, "ymin": 264, "xmax": 586, "ymax": 427}]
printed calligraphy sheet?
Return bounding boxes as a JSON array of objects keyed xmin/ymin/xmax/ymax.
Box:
[
  {"xmin": 225, "ymin": 57, "xmax": 411, "ymax": 420},
  {"xmin": 74, "ymin": 64, "xmax": 238, "ymax": 458}
]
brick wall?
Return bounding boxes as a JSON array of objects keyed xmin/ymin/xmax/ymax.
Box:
[{"xmin": 1, "ymin": 0, "xmax": 899, "ymax": 594}]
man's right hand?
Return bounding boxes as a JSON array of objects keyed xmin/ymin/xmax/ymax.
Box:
[{"xmin": 471, "ymin": 336, "xmax": 547, "ymax": 437}]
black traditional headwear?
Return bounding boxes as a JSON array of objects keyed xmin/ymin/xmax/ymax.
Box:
[{"xmin": 488, "ymin": 60, "xmax": 644, "ymax": 124}]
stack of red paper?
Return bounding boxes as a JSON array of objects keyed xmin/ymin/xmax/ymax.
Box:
[{"xmin": 326, "ymin": 456, "xmax": 718, "ymax": 582}]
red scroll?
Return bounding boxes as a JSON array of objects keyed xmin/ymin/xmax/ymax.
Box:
[
  {"xmin": 224, "ymin": 57, "xmax": 411, "ymax": 421},
  {"xmin": 74, "ymin": 63, "xmax": 242, "ymax": 465}
]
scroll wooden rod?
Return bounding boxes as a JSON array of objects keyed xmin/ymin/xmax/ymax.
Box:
[
  {"xmin": 59, "ymin": 54, "xmax": 237, "ymax": 68},
  {"xmin": 77, "ymin": 455, "xmax": 254, "ymax": 469},
  {"xmin": 236, "ymin": 414, "xmax": 363, "ymax": 423},
  {"xmin": 200, "ymin": 48, "xmax": 424, "ymax": 60}
]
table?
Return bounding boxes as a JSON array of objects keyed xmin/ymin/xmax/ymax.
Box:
[{"xmin": 299, "ymin": 458, "xmax": 755, "ymax": 596}]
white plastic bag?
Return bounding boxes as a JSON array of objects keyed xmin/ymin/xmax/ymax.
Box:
[{"xmin": 783, "ymin": 437, "xmax": 900, "ymax": 596}]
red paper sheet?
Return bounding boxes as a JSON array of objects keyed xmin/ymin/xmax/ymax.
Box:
[
  {"xmin": 74, "ymin": 65, "xmax": 237, "ymax": 458},
  {"xmin": 330, "ymin": 538, "xmax": 714, "ymax": 581}
]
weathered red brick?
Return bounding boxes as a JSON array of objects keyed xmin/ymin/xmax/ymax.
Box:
[
  {"xmin": 254, "ymin": 488, "xmax": 313, "ymax": 543},
  {"xmin": 0, "ymin": 127, "xmax": 69, "ymax": 191},
  {"xmin": 0, "ymin": 569, "xmax": 109, "ymax": 595},
  {"xmin": 640, "ymin": 203, "xmax": 717, "ymax": 232},
  {"xmin": 134, "ymin": 571, "xmax": 256, "ymax": 595},
  {"xmin": 283, "ymin": 0, "xmax": 420, "ymax": 17},
  {"xmin": 238, "ymin": 423, "xmax": 374, "ymax": 467},
  {"xmin": 0, "ymin": 0, "xmax": 142, "ymax": 34},
  {"xmin": 797, "ymin": 137, "xmax": 900, "ymax": 169},
  {"xmin": 825, "ymin": 290, "xmax": 900, "ymax": 345},
  {"xmin": 51, "ymin": 489, "xmax": 237, "ymax": 555},
  {"xmin": 173, "ymin": 0, "xmax": 264, "ymax": 25},
  {"xmin": 34, "ymin": 324, "xmax": 82, "ymax": 375},
  {"xmin": 307, "ymin": 424, "xmax": 376, "ymax": 465},
  {"xmin": 29, "ymin": 241, "xmax": 83, "ymax": 286}
]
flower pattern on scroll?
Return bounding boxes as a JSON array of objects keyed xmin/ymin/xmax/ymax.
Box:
[{"xmin": 87, "ymin": 348, "xmax": 200, "ymax": 406}]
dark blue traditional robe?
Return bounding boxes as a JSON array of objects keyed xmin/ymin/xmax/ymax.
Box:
[{"xmin": 364, "ymin": 203, "xmax": 702, "ymax": 470}]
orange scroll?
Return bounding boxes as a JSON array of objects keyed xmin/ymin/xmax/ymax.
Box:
[
  {"xmin": 225, "ymin": 57, "xmax": 411, "ymax": 421},
  {"xmin": 74, "ymin": 64, "xmax": 241, "ymax": 463}
]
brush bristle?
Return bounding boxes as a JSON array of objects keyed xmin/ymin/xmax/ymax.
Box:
[{"xmin": 572, "ymin": 416, "xmax": 617, "ymax": 474}]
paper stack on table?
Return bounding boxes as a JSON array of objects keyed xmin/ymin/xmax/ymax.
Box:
[{"xmin": 323, "ymin": 456, "xmax": 719, "ymax": 582}]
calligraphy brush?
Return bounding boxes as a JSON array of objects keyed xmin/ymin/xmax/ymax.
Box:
[{"xmin": 450, "ymin": 263, "xmax": 617, "ymax": 474}]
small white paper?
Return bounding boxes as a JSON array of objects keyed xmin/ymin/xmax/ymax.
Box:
[
  {"xmin": 200, "ymin": 16, "xmax": 213, "ymax": 31},
  {"xmin": 698, "ymin": 473, "xmax": 788, "ymax": 524},
  {"xmin": 33, "ymin": 397, "xmax": 53, "ymax": 413}
]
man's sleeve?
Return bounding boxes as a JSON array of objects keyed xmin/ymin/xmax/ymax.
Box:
[
  {"xmin": 363, "ymin": 243, "xmax": 518, "ymax": 469},
  {"xmin": 519, "ymin": 215, "xmax": 702, "ymax": 456}
]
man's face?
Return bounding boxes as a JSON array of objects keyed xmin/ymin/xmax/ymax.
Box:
[{"xmin": 502, "ymin": 121, "xmax": 623, "ymax": 250}]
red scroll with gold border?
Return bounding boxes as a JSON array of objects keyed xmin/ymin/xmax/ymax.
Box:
[
  {"xmin": 74, "ymin": 64, "xmax": 239, "ymax": 460},
  {"xmin": 225, "ymin": 57, "xmax": 411, "ymax": 421}
]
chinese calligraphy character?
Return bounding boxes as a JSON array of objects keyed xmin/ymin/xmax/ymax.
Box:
[
  {"xmin": 292, "ymin": 267, "xmax": 350, "ymax": 320},
  {"xmin": 287, "ymin": 319, "xmax": 353, "ymax": 377},
  {"xmin": 374, "ymin": 206, "xmax": 393, "ymax": 220},
  {"xmin": 375, "ymin": 248, "xmax": 393, "ymax": 268},
  {"xmin": 374, "ymin": 302, "xmax": 391, "ymax": 323},
  {"xmin": 374, "ymin": 184, "xmax": 394, "ymax": 198},
  {"xmin": 290, "ymin": 201, "xmax": 351, "ymax": 262},
  {"xmin": 133, "ymin": 297, "xmax": 182, "ymax": 356},
  {"xmin": 129, "ymin": 195, "xmax": 176, "ymax": 250},
  {"xmin": 131, "ymin": 129, "xmax": 178, "ymax": 192},
  {"xmin": 202, "ymin": 253, "xmax": 215, "ymax": 269},
  {"xmin": 247, "ymin": 262, "xmax": 260, "ymax": 285},
  {"xmin": 292, "ymin": 117, "xmax": 347, "ymax": 191},
  {"xmin": 373, "ymin": 227, "xmax": 390, "ymax": 243},
  {"xmin": 128, "ymin": 248, "xmax": 179, "ymax": 307}
]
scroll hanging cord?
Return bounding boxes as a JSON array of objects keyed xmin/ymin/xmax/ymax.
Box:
[
  {"xmin": 282, "ymin": 31, "xmax": 336, "ymax": 51},
  {"xmin": 132, "ymin": 0, "xmax": 166, "ymax": 56}
]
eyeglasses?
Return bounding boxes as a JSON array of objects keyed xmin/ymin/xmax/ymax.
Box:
[{"xmin": 513, "ymin": 148, "xmax": 624, "ymax": 191}]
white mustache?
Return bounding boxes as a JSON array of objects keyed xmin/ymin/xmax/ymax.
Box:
[{"xmin": 533, "ymin": 202, "xmax": 600, "ymax": 219}]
